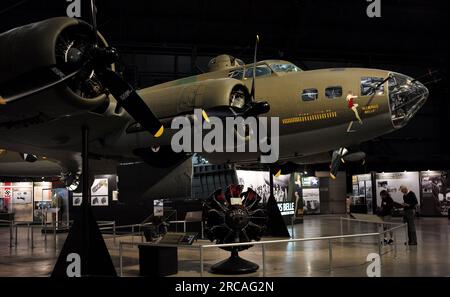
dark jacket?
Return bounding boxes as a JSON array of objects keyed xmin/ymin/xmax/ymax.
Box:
[
  {"xmin": 379, "ymin": 196, "xmax": 394, "ymax": 216},
  {"xmin": 403, "ymin": 191, "xmax": 418, "ymax": 210}
]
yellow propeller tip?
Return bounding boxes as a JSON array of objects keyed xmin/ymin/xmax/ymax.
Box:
[
  {"xmin": 275, "ymin": 169, "xmax": 281, "ymax": 177},
  {"xmin": 0, "ymin": 96, "xmax": 6, "ymax": 105},
  {"xmin": 202, "ymin": 110, "xmax": 210, "ymax": 123},
  {"xmin": 154, "ymin": 125, "xmax": 164, "ymax": 138},
  {"xmin": 330, "ymin": 173, "xmax": 336, "ymax": 179}
]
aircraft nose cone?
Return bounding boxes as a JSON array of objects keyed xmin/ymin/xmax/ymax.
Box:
[{"xmin": 388, "ymin": 73, "xmax": 429, "ymax": 128}]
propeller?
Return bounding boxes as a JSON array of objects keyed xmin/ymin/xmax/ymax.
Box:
[
  {"xmin": 329, "ymin": 147, "xmax": 348, "ymax": 179},
  {"xmin": 0, "ymin": 1, "xmax": 164, "ymax": 138},
  {"xmin": 250, "ymin": 34, "xmax": 259, "ymax": 100}
]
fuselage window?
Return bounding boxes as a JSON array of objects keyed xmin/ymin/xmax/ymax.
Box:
[
  {"xmin": 325, "ymin": 86, "xmax": 343, "ymax": 99},
  {"xmin": 361, "ymin": 77, "xmax": 385, "ymax": 96},
  {"xmin": 302, "ymin": 88, "xmax": 318, "ymax": 101}
]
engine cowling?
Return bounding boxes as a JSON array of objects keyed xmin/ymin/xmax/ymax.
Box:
[
  {"xmin": 0, "ymin": 17, "xmax": 108, "ymax": 123},
  {"xmin": 139, "ymin": 78, "xmax": 251, "ymax": 119}
]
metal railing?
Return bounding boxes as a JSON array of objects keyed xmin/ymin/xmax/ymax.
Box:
[{"xmin": 118, "ymin": 217, "xmax": 407, "ymax": 277}]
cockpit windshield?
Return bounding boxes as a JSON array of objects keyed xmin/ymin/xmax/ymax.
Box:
[{"xmin": 269, "ymin": 63, "xmax": 302, "ymax": 73}]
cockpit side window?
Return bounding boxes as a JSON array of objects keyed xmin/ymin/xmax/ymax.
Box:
[
  {"xmin": 270, "ymin": 63, "xmax": 302, "ymax": 73},
  {"xmin": 302, "ymin": 88, "xmax": 318, "ymax": 101},
  {"xmin": 228, "ymin": 68, "xmax": 244, "ymax": 80},
  {"xmin": 361, "ymin": 77, "xmax": 385, "ymax": 96},
  {"xmin": 244, "ymin": 65, "xmax": 272, "ymax": 79}
]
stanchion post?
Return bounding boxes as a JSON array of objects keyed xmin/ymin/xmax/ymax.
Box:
[
  {"xmin": 394, "ymin": 230, "xmax": 397, "ymax": 258},
  {"xmin": 9, "ymin": 221, "xmax": 13, "ymax": 248},
  {"xmin": 15, "ymin": 224, "xmax": 18, "ymax": 247},
  {"xmin": 328, "ymin": 239, "xmax": 333, "ymax": 272},
  {"xmin": 262, "ymin": 244, "xmax": 266, "ymax": 277},
  {"xmin": 53, "ymin": 218, "xmax": 57, "ymax": 250},
  {"xmin": 119, "ymin": 242, "xmax": 123, "ymax": 276},
  {"xmin": 291, "ymin": 217, "xmax": 294, "ymax": 237},
  {"xmin": 131, "ymin": 225, "xmax": 134, "ymax": 244},
  {"xmin": 404, "ymin": 223, "xmax": 408, "ymax": 249},
  {"xmin": 359, "ymin": 221, "xmax": 362, "ymax": 242},
  {"xmin": 199, "ymin": 246, "xmax": 204, "ymax": 277},
  {"xmin": 201, "ymin": 221, "xmax": 204, "ymax": 239},
  {"xmin": 27, "ymin": 223, "xmax": 30, "ymax": 241},
  {"xmin": 113, "ymin": 222, "xmax": 116, "ymax": 245},
  {"xmin": 31, "ymin": 225, "xmax": 34, "ymax": 249},
  {"xmin": 378, "ymin": 232, "xmax": 383, "ymax": 265}
]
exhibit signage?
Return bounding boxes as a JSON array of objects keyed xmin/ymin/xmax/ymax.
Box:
[
  {"xmin": 154, "ymin": 199, "xmax": 164, "ymax": 216},
  {"xmin": 301, "ymin": 176, "xmax": 320, "ymax": 215},
  {"xmin": 353, "ymin": 174, "xmax": 373, "ymax": 214},
  {"xmin": 236, "ymin": 170, "xmax": 294, "ymax": 217},
  {"xmin": 90, "ymin": 178, "xmax": 109, "ymax": 206},
  {"xmin": 278, "ymin": 202, "xmax": 295, "ymax": 215},
  {"xmin": 375, "ymin": 171, "xmax": 420, "ymax": 208},
  {"xmin": 420, "ymin": 171, "xmax": 449, "ymax": 216}
]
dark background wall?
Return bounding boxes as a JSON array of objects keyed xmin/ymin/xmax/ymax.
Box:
[{"xmin": 1, "ymin": 0, "xmax": 449, "ymax": 201}]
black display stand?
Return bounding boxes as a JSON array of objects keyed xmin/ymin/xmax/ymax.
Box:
[
  {"xmin": 265, "ymin": 173, "xmax": 291, "ymax": 237},
  {"xmin": 52, "ymin": 127, "xmax": 116, "ymax": 277},
  {"xmin": 210, "ymin": 248, "xmax": 258, "ymax": 274},
  {"xmin": 138, "ymin": 245, "xmax": 178, "ymax": 276}
]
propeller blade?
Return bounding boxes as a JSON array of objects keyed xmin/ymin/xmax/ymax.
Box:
[
  {"xmin": 330, "ymin": 147, "xmax": 348, "ymax": 179},
  {"xmin": 96, "ymin": 69, "xmax": 164, "ymax": 137},
  {"xmin": 250, "ymin": 34, "xmax": 259, "ymax": 100},
  {"xmin": 0, "ymin": 64, "xmax": 82, "ymax": 104},
  {"xmin": 89, "ymin": 0, "xmax": 99, "ymax": 45}
]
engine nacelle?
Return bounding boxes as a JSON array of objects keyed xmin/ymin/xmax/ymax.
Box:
[
  {"xmin": 0, "ymin": 17, "xmax": 108, "ymax": 123},
  {"xmin": 139, "ymin": 78, "xmax": 251, "ymax": 119}
]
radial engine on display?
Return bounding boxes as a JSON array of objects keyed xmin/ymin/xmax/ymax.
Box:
[{"xmin": 203, "ymin": 185, "xmax": 267, "ymax": 274}]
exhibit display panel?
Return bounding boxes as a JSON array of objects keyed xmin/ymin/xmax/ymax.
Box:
[
  {"xmin": 51, "ymin": 188, "xmax": 69, "ymax": 228},
  {"xmin": 301, "ymin": 176, "xmax": 320, "ymax": 214},
  {"xmin": 236, "ymin": 170, "xmax": 293, "ymax": 216},
  {"xmin": 0, "ymin": 182, "xmax": 13, "ymax": 215},
  {"xmin": 11, "ymin": 182, "xmax": 33, "ymax": 221},
  {"xmin": 34, "ymin": 182, "xmax": 52, "ymax": 223},
  {"xmin": 91, "ymin": 177, "xmax": 109, "ymax": 206},
  {"xmin": 375, "ymin": 172, "xmax": 420, "ymax": 212},
  {"xmin": 420, "ymin": 171, "xmax": 449, "ymax": 216},
  {"xmin": 352, "ymin": 174, "xmax": 373, "ymax": 214}
]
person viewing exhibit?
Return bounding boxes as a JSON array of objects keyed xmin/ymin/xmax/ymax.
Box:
[
  {"xmin": 400, "ymin": 185, "xmax": 418, "ymax": 245},
  {"xmin": 377, "ymin": 190, "xmax": 394, "ymax": 244}
]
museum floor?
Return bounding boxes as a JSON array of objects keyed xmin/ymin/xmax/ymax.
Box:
[{"xmin": 1, "ymin": 215, "xmax": 449, "ymax": 277}]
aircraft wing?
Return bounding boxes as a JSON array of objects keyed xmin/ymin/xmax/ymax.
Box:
[{"xmin": 0, "ymin": 150, "xmax": 62, "ymax": 177}]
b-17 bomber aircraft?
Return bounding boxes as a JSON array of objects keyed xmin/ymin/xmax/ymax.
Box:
[{"xmin": 0, "ymin": 16, "xmax": 429, "ymax": 188}]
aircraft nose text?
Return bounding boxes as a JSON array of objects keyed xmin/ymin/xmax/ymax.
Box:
[{"xmin": 388, "ymin": 73, "xmax": 429, "ymax": 128}]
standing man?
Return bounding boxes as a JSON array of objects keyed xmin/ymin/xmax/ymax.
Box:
[
  {"xmin": 400, "ymin": 185, "xmax": 418, "ymax": 245},
  {"xmin": 378, "ymin": 190, "xmax": 394, "ymax": 244}
]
